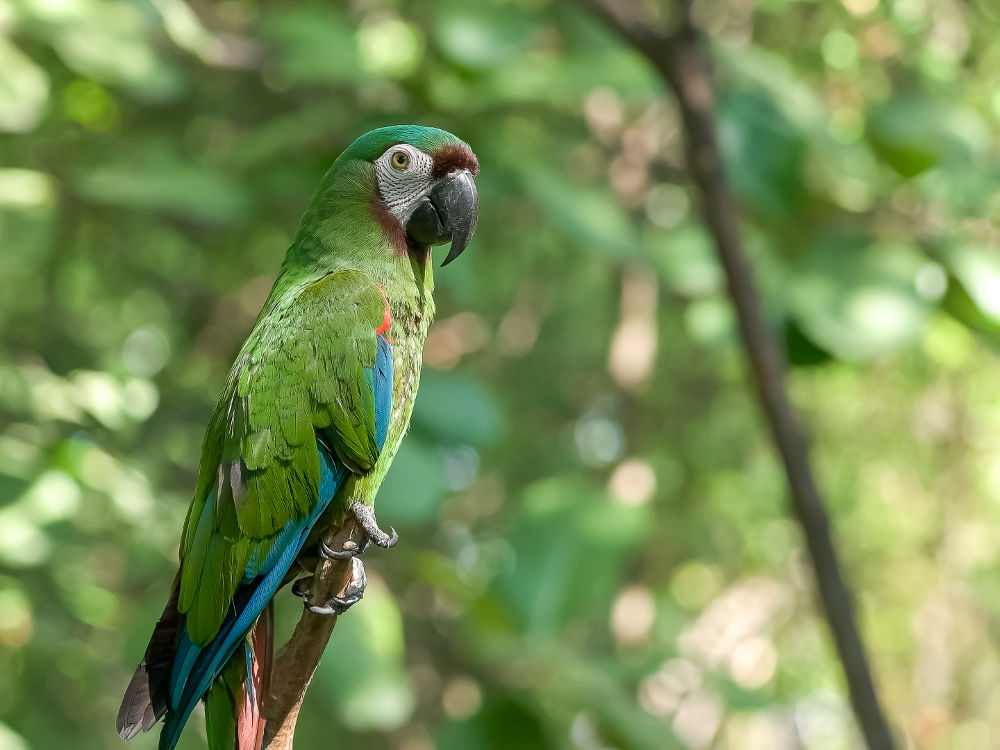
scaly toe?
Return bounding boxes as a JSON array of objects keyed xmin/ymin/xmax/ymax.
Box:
[{"xmin": 350, "ymin": 501, "xmax": 399, "ymax": 549}]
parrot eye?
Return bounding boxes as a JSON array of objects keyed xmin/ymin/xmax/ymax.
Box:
[{"xmin": 390, "ymin": 151, "xmax": 410, "ymax": 170}]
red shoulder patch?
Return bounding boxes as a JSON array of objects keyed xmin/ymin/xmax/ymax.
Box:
[
  {"xmin": 376, "ymin": 307, "xmax": 392, "ymax": 336},
  {"xmin": 374, "ymin": 284, "xmax": 392, "ymax": 339}
]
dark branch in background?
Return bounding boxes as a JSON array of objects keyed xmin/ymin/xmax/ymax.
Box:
[
  {"xmin": 262, "ymin": 519, "xmax": 366, "ymax": 749},
  {"xmin": 576, "ymin": 1, "xmax": 898, "ymax": 748}
]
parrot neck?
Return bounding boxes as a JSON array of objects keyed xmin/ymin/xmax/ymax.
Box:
[
  {"xmin": 272, "ymin": 164, "xmax": 436, "ymax": 315},
  {"xmin": 280, "ymin": 232, "xmax": 434, "ymax": 308}
]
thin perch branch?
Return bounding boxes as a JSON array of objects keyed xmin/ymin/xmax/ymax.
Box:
[
  {"xmin": 261, "ymin": 518, "xmax": 367, "ymax": 749},
  {"xmin": 576, "ymin": 0, "xmax": 898, "ymax": 748}
]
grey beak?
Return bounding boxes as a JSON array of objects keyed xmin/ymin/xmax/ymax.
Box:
[{"xmin": 405, "ymin": 170, "xmax": 479, "ymax": 266}]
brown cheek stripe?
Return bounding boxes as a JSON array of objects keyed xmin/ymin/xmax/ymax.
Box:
[
  {"xmin": 432, "ymin": 144, "xmax": 480, "ymax": 179},
  {"xmin": 370, "ymin": 193, "xmax": 408, "ymax": 256}
]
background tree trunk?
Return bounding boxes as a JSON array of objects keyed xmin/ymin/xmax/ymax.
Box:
[{"xmin": 576, "ymin": 1, "xmax": 898, "ymax": 748}]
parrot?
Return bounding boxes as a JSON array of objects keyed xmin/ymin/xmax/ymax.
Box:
[{"xmin": 116, "ymin": 125, "xmax": 479, "ymax": 750}]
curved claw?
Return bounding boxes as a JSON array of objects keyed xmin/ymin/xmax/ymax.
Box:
[
  {"xmin": 320, "ymin": 539, "xmax": 359, "ymax": 560},
  {"xmin": 349, "ymin": 501, "xmax": 399, "ymax": 549},
  {"xmin": 377, "ymin": 527, "xmax": 399, "ymax": 549},
  {"xmin": 307, "ymin": 596, "xmax": 362, "ymax": 616}
]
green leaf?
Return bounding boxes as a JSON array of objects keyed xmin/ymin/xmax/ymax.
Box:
[
  {"xmin": 262, "ymin": 6, "xmax": 359, "ymax": 84},
  {"xmin": 650, "ymin": 222, "xmax": 723, "ymax": 297},
  {"xmin": 494, "ymin": 476, "xmax": 651, "ymax": 635},
  {"xmin": 939, "ymin": 244, "xmax": 1000, "ymax": 326},
  {"xmin": 718, "ymin": 87, "xmax": 806, "ymax": 222},
  {"xmin": 317, "ymin": 582, "xmax": 414, "ymax": 731},
  {"xmin": 866, "ymin": 96, "xmax": 982, "ymax": 179},
  {"xmin": 784, "ymin": 239, "xmax": 930, "ymax": 360},
  {"xmin": 74, "ymin": 154, "xmax": 250, "ymax": 223},
  {"xmin": 437, "ymin": 697, "xmax": 550, "ymax": 750},
  {"xmin": 376, "ymin": 439, "xmax": 449, "ymax": 526},
  {"xmin": 432, "ymin": 0, "xmax": 535, "ymax": 71},
  {"xmin": 49, "ymin": 2, "xmax": 184, "ymax": 101},
  {"xmin": 0, "ymin": 40, "xmax": 49, "ymax": 133},
  {"xmin": 412, "ymin": 370, "xmax": 503, "ymax": 445}
]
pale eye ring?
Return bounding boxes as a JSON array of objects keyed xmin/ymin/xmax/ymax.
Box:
[{"xmin": 390, "ymin": 150, "xmax": 409, "ymax": 170}]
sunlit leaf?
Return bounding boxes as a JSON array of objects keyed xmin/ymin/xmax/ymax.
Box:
[
  {"xmin": 317, "ymin": 581, "xmax": 414, "ymax": 731},
  {"xmin": 0, "ymin": 40, "xmax": 49, "ymax": 133},
  {"xmin": 784, "ymin": 240, "xmax": 930, "ymax": 360}
]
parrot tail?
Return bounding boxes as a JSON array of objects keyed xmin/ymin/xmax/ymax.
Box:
[
  {"xmin": 204, "ymin": 602, "xmax": 274, "ymax": 750},
  {"xmin": 117, "ymin": 580, "xmax": 182, "ymax": 740},
  {"xmin": 119, "ymin": 587, "xmax": 275, "ymax": 750}
]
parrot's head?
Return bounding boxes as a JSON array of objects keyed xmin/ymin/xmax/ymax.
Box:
[{"xmin": 336, "ymin": 125, "xmax": 480, "ymax": 266}]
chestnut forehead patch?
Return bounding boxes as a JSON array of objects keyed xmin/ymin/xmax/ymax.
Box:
[{"xmin": 432, "ymin": 144, "xmax": 479, "ymax": 179}]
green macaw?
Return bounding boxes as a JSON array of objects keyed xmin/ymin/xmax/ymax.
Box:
[{"xmin": 117, "ymin": 125, "xmax": 479, "ymax": 750}]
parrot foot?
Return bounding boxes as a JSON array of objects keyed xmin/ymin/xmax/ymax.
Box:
[
  {"xmin": 349, "ymin": 501, "xmax": 398, "ymax": 549},
  {"xmin": 295, "ymin": 557, "xmax": 367, "ymax": 616}
]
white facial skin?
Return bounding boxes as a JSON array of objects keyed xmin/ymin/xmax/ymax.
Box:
[{"xmin": 374, "ymin": 144, "xmax": 435, "ymax": 224}]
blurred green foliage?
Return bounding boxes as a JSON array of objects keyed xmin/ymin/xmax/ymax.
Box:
[{"xmin": 2, "ymin": 0, "xmax": 1000, "ymax": 748}]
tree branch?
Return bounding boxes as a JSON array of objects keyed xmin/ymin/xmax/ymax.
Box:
[
  {"xmin": 261, "ymin": 518, "xmax": 367, "ymax": 749},
  {"xmin": 576, "ymin": 1, "xmax": 898, "ymax": 747}
]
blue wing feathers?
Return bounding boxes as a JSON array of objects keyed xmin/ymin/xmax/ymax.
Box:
[
  {"xmin": 243, "ymin": 517, "xmax": 300, "ymax": 583},
  {"xmin": 374, "ymin": 335, "xmax": 393, "ymax": 451}
]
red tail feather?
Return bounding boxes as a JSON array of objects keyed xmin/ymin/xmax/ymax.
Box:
[{"xmin": 235, "ymin": 602, "xmax": 274, "ymax": 750}]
